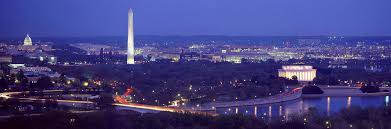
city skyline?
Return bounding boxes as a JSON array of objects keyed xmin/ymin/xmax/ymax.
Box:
[
  {"xmin": 0, "ymin": 0, "xmax": 391, "ymax": 129},
  {"xmin": 1, "ymin": 0, "xmax": 391, "ymax": 37},
  {"xmin": 1, "ymin": 1, "xmax": 391, "ymax": 129}
]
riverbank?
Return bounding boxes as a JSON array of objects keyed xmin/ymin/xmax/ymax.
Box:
[
  {"xmin": 198, "ymin": 87, "xmax": 302, "ymax": 110},
  {"xmin": 198, "ymin": 86, "xmax": 391, "ymax": 110},
  {"xmin": 302, "ymin": 92, "xmax": 390, "ymax": 97},
  {"xmin": 303, "ymin": 86, "xmax": 390, "ymax": 97}
]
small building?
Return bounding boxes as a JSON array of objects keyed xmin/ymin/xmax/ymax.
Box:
[
  {"xmin": 223, "ymin": 53, "xmax": 272, "ymax": 63},
  {"xmin": 8, "ymin": 64, "xmax": 25, "ymax": 69},
  {"xmin": 180, "ymin": 52, "xmax": 201, "ymax": 61},
  {"xmin": 0, "ymin": 53, "xmax": 12, "ymax": 63},
  {"xmin": 278, "ymin": 65, "xmax": 317, "ymax": 82},
  {"xmin": 158, "ymin": 53, "xmax": 181, "ymax": 62},
  {"xmin": 10, "ymin": 66, "xmax": 61, "ymax": 83},
  {"xmin": 25, "ymin": 50, "xmax": 57, "ymax": 64}
]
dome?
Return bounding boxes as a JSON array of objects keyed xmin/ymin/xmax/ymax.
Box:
[{"xmin": 24, "ymin": 34, "xmax": 32, "ymax": 46}]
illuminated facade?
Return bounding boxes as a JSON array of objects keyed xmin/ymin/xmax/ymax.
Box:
[
  {"xmin": 223, "ymin": 53, "xmax": 272, "ymax": 63},
  {"xmin": 0, "ymin": 54, "xmax": 12, "ymax": 63},
  {"xmin": 278, "ymin": 65, "xmax": 316, "ymax": 82},
  {"xmin": 127, "ymin": 8, "xmax": 135, "ymax": 64},
  {"xmin": 24, "ymin": 34, "xmax": 32, "ymax": 46},
  {"xmin": 10, "ymin": 66, "xmax": 60, "ymax": 83}
]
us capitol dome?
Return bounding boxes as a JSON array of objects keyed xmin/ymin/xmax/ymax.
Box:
[{"xmin": 23, "ymin": 34, "xmax": 32, "ymax": 46}]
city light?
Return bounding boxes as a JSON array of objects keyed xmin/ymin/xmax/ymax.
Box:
[{"xmin": 0, "ymin": 1, "xmax": 390, "ymax": 128}]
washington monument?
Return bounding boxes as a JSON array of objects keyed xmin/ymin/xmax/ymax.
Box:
[{"xmin": 127, "ymin": 8, "xmax": 135, "ymax": 64}]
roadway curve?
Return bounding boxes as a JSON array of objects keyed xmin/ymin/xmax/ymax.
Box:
[{"xmin": 199, "ymin": 87, "xmax": 302, "ymax": 111}]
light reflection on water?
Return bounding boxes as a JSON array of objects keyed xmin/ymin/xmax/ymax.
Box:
[{"xmin": 216, "ymin": 95, "xmax": 389, "ymax": 118}]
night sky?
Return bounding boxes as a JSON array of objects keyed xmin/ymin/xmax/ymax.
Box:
[{"xmin": 1, "ymin": 0, "xmax": 391, "ymax": 37}]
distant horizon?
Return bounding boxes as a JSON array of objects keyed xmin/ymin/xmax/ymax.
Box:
[
  {"xmin": 1, "ymin": 0, "xmax": 391, "ymax": 37},
  {"xmin": 2, "ymin": 34, "xmax": 391, "ymax": 39}
]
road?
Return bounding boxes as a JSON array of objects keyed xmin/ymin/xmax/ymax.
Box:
[
  {"xmin": 199, "ymin": 87, "xmax": 303, "ymax": 110},
  {"xmin": 0, "ymin": 90, "xmax": 216, "ymax": 115},
  {"xmin": 1, "ymin": 88, "xmax": 305, "ymax": 115}
]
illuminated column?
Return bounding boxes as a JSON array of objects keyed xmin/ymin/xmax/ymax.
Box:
[
  {"xmin": 127, "ymin": 8, "xmax": 135, "ymax": 64},
  {"xmin": 307, "ymin": 72, "xmax": 309, "ymax": 81}
]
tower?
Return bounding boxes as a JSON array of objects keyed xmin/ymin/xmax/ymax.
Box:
[
  {"xmin": 24, "ymin": 34, "xmax": 32, "ymax": 46},
  {"xmin": 127, "ymin": 8, "xmax": 135, "ymax": 64}
]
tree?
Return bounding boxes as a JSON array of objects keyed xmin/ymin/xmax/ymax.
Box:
[
  {"xmin": 360, "ymin": 85, "xmax": 380, "ymax": 93},
  {"xmin": 96, "ymin": 93, "xmax": 114, "ymax": 111},
  {"xmin": 0, "ymin": 76, "xmax": 9, "ymax": 92},
  {"xmin": 16, "ymin": 69, "xmax": 25, "ymax": 81},
  {"xmin": 43, "ymin": 99, "xmax": 58, "ymax": 110},
  {"xmin": 287, "ymin": 75, "xmax": 299, "ymax": 85},
  {"xmin": 15, "ymin": 69, "xmax": 28, "ymax": 88},
  {"xmin": 0, "ymin": 63, "xmax": 10, "ymax": 75},
  {"xmin": 59, "ymin": 74, "xmax": 67, "ymax": 85},
  {"xmin": 291, "ymin": 75, "xmax": 298, "ymax": 81},
  {"xmin": 36, "ymin": 76, "xmax": 53, "ymax": 90},
  {"xmin": 302, "ymin": 86, "xmax": 324, "ymax": 94},
  {"xmin": 147, "ymin": 54, "xmax": 153, "ymax": 61}
]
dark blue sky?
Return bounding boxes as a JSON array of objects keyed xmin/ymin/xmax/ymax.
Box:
[{"xmin": 1, "ymin": 0, "xmax": 391, "ymax": 37}]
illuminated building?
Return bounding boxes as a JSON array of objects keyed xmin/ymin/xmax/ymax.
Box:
[
  {"xmin": 0, "ymin": 54, "xmax": 12, "ymax": 63},
  {"xmin": 127, "ymin": 8, "xmax": 135, "ymax": 64},
  {"xmin": 211, "ymin": 55, "xmax": 223, "ymax": 62},
  {"xmin": 268, "ymin": 51, "xmax": 303, "ymax": 61},
  {"xmin": 158, "ymin": 53, "xmax": 181, "ymax": 62},
  {"xmin": 23, "ymin": 34, "xmax": 33, "ymax": 46},
  {"xmin": 8, "ymin": 64, "xmax": 25, "ymax": 69},
  {"xmin": 25, "ymin": 49, "xmax": 57, "ymax": 64},
  {"xmin": 223, "ymin": 53, "xmax": 272, "ymax": 63},
  {"xmin": 70, "ymin": 43, "xmax": 111, "ymax": 55},
  {"xmin": 10, "ymin": 66, "xmax": 60, "ymax": 83},
  {"xmin": 180, "ymin": 52, "xmax": 200, "ymax": 61},
  {"xmin": 278, "ymin": 65, "xmax": 316, "ymax": 82},
  {"xmin": 328, "ymin": 60, "xmax": 348, "ymax": 69}
]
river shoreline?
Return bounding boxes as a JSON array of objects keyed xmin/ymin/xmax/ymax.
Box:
[
  {"xmin": 302, "ymin": 92, "xmax": 390, "ymax": 97},
  {"xmin": 303, "ymin": 86, "xmax": 391, "ymax": 97}
]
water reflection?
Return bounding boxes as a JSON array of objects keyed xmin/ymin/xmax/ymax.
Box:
[
  {"xmin": 327, "ymin": 97, "xmax": 330, "ymax": 116},
  {"xmin": 254, "ymin": 106, "xmax": 257, "ymax": 116},
  {"xmin": 268, "ymin": 105, "xmax": 272, "ymax": 121},
  {"xmin": 278, "ymin": 105, "xmax": 282, "ymax": 116},
  {"xmin": 216, "ymin": 96, "xmax": 389, "ymax": 119}
]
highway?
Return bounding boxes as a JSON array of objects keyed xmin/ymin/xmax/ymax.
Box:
[
  {"xmin": 199, "ymin": 87, "xmax": 303, "ymax": 110},
  {"xmin": 0, "ymin": 90, "xmax": 215, "ymax": 115},
  {"xmin": 1, "ymin": 88, "xmax": 305, "ymax": 115}
]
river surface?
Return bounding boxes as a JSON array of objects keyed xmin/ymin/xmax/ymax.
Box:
[{"xmin": 215, "ymin": 95, "xmax": 390, "ymax": 118}]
